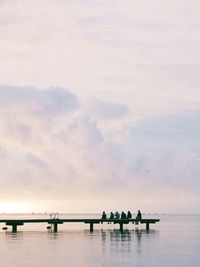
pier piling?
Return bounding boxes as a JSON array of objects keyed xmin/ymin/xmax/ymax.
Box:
[
  {"xmin": 120, "ymin": 223, "xmax": 123, "ymax": 231},
  {"xmin": 12, "ymin": 225, "xmax": 17, "ymax": 233},
  {"xmin": 90, "ymin": 223, "xmax": 94, "ymax": 232},
  {"xmin": 53, "ymin": 223, "xmax": 58, "ymax": 232}
]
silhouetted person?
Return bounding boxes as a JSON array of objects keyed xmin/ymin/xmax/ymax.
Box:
[
  {"xmin": 114, "ymin": 211, "xmax": 120, "ymax": 219},
  {"xmin": 136, "ymin": 210, "xmax": 142, "ymax": 220},
  {"xmin": 121, "ymin": 211, "xmax": 126, "ymax": 219},
  {"xmin": 101, "ymin": 211, "xmax": 107, "ymax": 223},
  {"xmin": 108, "ymin": 212, "xmax": 114, "ymax": 224},
  {"xmin": 135, "ymin": 210, "xmax": 142, "ymax": 224},
  {"xmin": 127, "ymin": 211, "xmax": 132, "ymax": 219}
]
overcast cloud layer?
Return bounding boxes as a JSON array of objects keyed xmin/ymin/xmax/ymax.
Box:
[
  {"xmin": 0, "ymin": 84, "xmax": 199, "ymax": 213},
  {"xmin": 0, "ymin": 0, "xmax": 200, "ymax": 213}
]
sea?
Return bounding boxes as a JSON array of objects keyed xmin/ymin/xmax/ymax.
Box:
[{"xmin": 0, "ymin": 213, "xmax": 200, "ymax": 267}]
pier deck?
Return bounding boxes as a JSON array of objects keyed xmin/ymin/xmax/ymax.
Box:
[{"xmin": 0, "ymin": 218, "xmax": 160, "ymax": 232}]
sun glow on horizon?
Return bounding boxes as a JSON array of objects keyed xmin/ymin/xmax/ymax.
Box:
[{"xmin": 0, "ymin": 202, "xmax": 30, "ymax": 213}]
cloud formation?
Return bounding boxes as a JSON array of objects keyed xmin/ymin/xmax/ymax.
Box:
[
  {"xmin": 0, "ymin": 0, "xmax": 200, "ymax": 213},
  {"xmin": 0, "ymin": 85, "xmax": 199, "ymax": 213},
  {"xmin": 0, "ymin": 0, "xmax": 200, "ymax": 118},
  {"xmin": 0, "ymin": 85, "xmax": 132, "ymax": 210}
]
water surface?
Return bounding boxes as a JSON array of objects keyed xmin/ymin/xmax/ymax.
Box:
[{"xmin": 0, "ymin": 214, "xmax": 199, "ymax": 267}]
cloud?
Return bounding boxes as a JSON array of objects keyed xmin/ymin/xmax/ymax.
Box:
[
  {"xmin": 0, "ymin": 0, "xmax": 200, "ymax": 122},
  {"xmin": 0, "ymin": 85, "xmax": 132, "ymax": 206},
  {"xmin": 129, "ymin": 112, "xmax": 200, "ymax": 195},
  {"xmin": 0, "ymin": 84, "xmax": 200, "ymax": 213},
  {"xmin": 0, "ymin": 0, "xmax": 200, "ymax": 212},
  {"xmin": 85, "ymin": 98, "xmax": 129, "ymax": 120},
  {"xmin": 0, "ymin": 84, "xmax": 79, "ymax": 115},
  {"xmin": 132, "ymin": 111, "xmax": 200, "ymax": 145}
]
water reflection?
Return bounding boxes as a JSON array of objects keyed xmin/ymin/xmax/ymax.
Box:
[
  {"xmin": 2, "ymin": 227, "xmax": 159, "ymax": 265},
  {"xmin": 0, "ymin": 215, "xmax": 199, "ymax": 267},
  {"xmin": 134, "ymin": 229, "xmax": 157, "ymax": 255},
  {"xmin": 3, "ymin": 230, "xmax": 65, "ymax": 243},
  {"xmin": 99, "ymin": 229, "xmax": 159, "ymax": 256},
  {"xmin": 4, "ymin": 231, "xmax": 24, "ymax": 241},
  {"xmin": 47, "ymin": 232, "xmax": 60, "ymax": 240}
]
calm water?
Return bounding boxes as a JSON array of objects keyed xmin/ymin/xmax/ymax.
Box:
[{"xmin": 0, "ymin": 214, "xmax": 200, "ymax": 267}]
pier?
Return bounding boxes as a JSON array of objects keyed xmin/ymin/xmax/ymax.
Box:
[{"xmin": 0, "ymin": 218, "xmax": 160, "ymax": 233}]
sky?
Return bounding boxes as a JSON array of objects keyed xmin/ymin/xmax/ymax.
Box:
[{"xmin": 0, "ymin": 0, "xmax": 200, "ymax": 213}]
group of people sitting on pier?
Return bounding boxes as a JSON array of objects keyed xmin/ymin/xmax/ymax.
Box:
[{"xmin": 101, "ymin": 210, "xmax": 142, "ymax": 223}]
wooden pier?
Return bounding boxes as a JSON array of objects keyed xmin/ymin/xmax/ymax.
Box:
[{"xmin": 0, "ymin": 218, "xmax": 160, "ymax": 233}]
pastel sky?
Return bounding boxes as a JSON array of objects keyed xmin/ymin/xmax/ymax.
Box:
[{"xmin": 0, "ymin": 0, "xmax": 200, "ymax": 213}]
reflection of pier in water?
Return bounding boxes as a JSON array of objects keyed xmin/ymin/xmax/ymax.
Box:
[{"xmin": 100, "ymin": 229, "xmax": 159, "ymax": 256}]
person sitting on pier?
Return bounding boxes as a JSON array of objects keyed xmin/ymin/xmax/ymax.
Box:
[
  {"xmin": 120, "ymin": 211, "xmax": 127, "ymax": 219},
  {"xmin": 127, "ymin": 211, "xmax": 132, "ymax": 219},
  {"xmin": 135, "ymin": 210, "xmax": 142, "ymax": 225},
  {"xmin": 101, "ymin": 211, "xmax": 107, "ymax": 223},
  {"xmin": 108, "ymin": 212, "xmax": 114, "ymax": 224},
  {"xmin": 114, "ymin": 211, "xmax": 120, "ymax": 219}
]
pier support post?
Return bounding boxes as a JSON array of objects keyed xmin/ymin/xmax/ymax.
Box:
[
  {"xmin": 53, "ymin": 223, "xmax": 58, "ymax": 232},
  {"xmin": 90, "ymin": 223, "xmax": 94, "ymax": 232},
  {"xmin": 146, "ymin": 223, "xmax": 149, "ymax": 231},
  {"xmin": 12, "ymin": 225, "xmax": 17, "ymax": 233},
  {"xmin": 120, "ymin": 223, "xmax": 123, "ymax": 232},
  {"xmin": 6, "ymin": 221, "xmax": 23, "ymax": 233}
]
